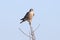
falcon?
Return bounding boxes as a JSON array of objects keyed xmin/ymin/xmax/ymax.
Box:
[{"xmin": 20, "ymin": 8, "xmax": 34, "ymax": 25}]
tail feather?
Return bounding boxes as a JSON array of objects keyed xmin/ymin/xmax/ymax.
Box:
[
  {"xmin": 20, "ymin": 18, "xmax": 25, "ymax": 24},
  {"xmin": 20, "ymin": 18, "xmax": 24, "ymax": 20},
  {"xmin": 20, "ymin": 21, "xmax": 23, "ymax": 24},
  {"xmin": 20, "ymin": 20, "xmax": 25, "ymax": 23}
]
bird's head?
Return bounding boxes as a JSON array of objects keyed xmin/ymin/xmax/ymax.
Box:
[{"xmin": 29, "ymin": 8, "xmax": 33, "ymax": 12}]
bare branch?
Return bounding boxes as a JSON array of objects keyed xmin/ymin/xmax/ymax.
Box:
[
  {"xmin": 33, "ymin": 24, "xmax": 40, "ymax": 32},
  {"xmin": 29, "ymin": 24, "xmax": 36, "ymax": 40},
  {"xmin": 18, "ymin": 27, "xmax": 31, "ymax": 38}
]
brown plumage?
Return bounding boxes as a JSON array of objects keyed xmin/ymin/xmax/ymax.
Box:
[{"xmin": 20, "ymin": 8, "xmax": 34, "ymax": 25}]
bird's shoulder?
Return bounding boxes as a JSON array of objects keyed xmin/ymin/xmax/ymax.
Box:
[
  {"xmin": 24, "ymin": 12, "xmax": 29, "ymax": 18},
  {"xmin": 25, "ymin": 12, "xmax": 29, "ymax": 16}
]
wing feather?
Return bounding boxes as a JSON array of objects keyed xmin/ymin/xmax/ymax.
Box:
[{"xmin": 24, "ymin": 12, "xmax": 29, "ymax": 18}]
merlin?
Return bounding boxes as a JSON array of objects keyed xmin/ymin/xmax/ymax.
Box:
[{"xmin": 20, "ymin": 8, "xmax": 34, "ymax": 25}]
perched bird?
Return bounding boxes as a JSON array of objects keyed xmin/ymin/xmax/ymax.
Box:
[{"xmin": 20, "ymin": 8, "xmax": 34, "ymax": 25}]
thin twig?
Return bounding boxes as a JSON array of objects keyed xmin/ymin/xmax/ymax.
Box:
[
  {"xmin": 18, "ymin": 27, "xmax": 31, "ymax": 38},
  {"xmin": 33, "ymin": 24, "xmax": 40, "ymax": 32}
]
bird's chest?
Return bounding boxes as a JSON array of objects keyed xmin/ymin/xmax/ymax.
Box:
[
  {"xmin": 26, "ymin": 11, "xmax": 34, "ymax": 20},
  {"xmin": 26, "ymin": 11, "xmax": 34, "ymax": 22},
  {"xmin": 28, "ymin": 12, "xmax": 34, "ymax": 17}
]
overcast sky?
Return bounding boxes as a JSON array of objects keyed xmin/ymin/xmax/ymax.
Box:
[{"xmin": 0, "ymin": 0, "xmax": 60, "ymax": 40}]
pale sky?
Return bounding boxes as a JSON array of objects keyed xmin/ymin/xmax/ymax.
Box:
[{"xmin": 0, "ymin": 0, "xmax": 60, "ymax": 40}]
